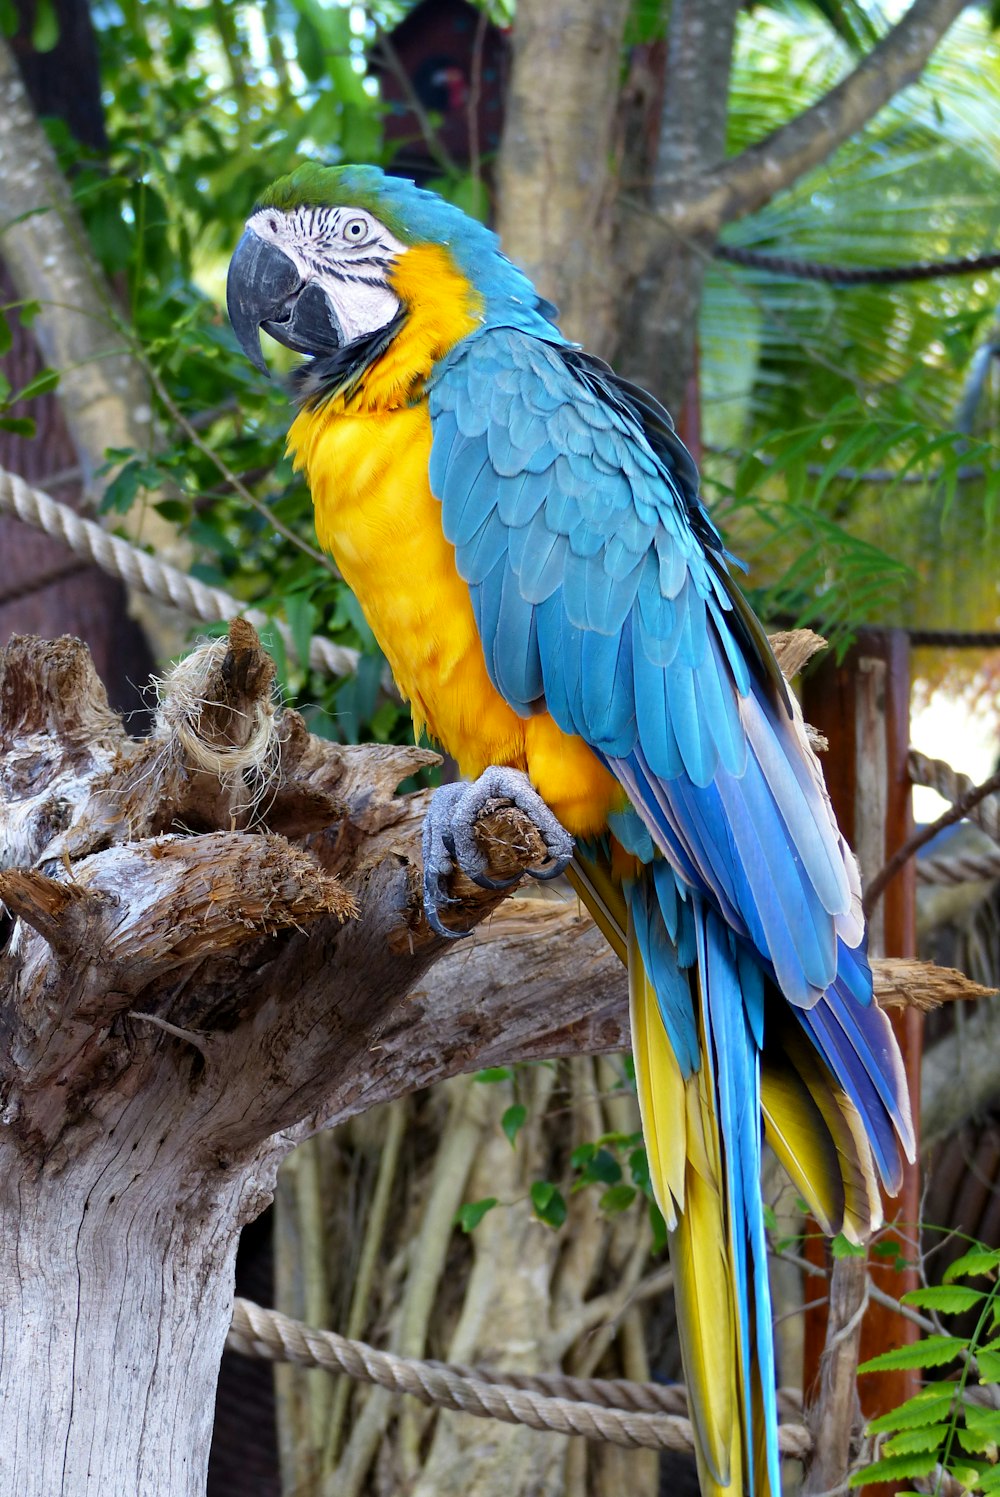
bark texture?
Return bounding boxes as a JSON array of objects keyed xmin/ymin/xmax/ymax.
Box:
[
  {"xmin": 0, "ymin": 38, "xmax": 155, "ymax": 497},
  {"xmin": 495, "ymin": 0, "xmax": 631, "ymax": 356},
  {"xmin": 618, "ymin": 0, "xmax": 742, "ymax": 414},
  {"xmin": 0, "ymin": 2, "xmax": 155, "ymax": 713}
]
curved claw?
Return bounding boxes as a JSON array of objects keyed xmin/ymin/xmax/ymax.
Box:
[
  {"xmin": 464, "ymin": 868, "xmax": 522, "ymax": 892},
  {"xmin": 527, "ymin": 851, "xmax": 573, "ymax": 882},
  {"xmin": 423, "ymin": 893, "xmax": 473, "ymax": 940}
]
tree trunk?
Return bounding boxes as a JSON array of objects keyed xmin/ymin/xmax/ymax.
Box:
[
  {"xmin": 0, "ymin": 1, "xmax": 154, "ymax": 712},
  {"xmin": 0, "ymin": 34, "xmax": 191, "ymax": 657},
  {"xmin": 495, "ymin": 0, "xmax": 630, "ymax": 356},
  {"xmin": 0, "ymin": 1085, "xmax": 259, "ymax": 1496},
  {"xmin": 617, "ymin": 0, "xmax": 741, "ymax": 417}
]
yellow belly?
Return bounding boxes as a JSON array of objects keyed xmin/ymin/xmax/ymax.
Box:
[{"xmin": 288, "ymin": 399, "xmax": 620, "ymax": 837}]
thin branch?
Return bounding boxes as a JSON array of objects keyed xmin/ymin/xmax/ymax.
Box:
[
  {"xmin": 864, "ymin": 766, "xmax": 1000, "ymax": 917},
  {"xmin": 373, "ymin": 25, "xmax": 460, "ymax": 178},
  {"xmin": 775, "ymin": 1246, "xmax": 937, "ymax": 1337},
  {"xmin": 142, "ymin": 356, "xmax": 340, "ymax": 576},
  {"xmin": 714, "ymin": 243, "xmax": 1000, "ymax": 286}
]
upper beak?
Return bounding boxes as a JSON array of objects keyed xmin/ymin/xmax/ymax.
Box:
[{"xmin": 227, "ymin": 228, "xmax": 346, "ymax": 377}]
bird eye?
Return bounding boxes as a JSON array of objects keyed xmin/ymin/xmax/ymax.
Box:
[
  {"xmin": 343, "ymin": 218, "xmax": 367, "ymax": 242},
  {"xmin": 267, "ymin": 216, "xmax": 280, "ymax": 234}
]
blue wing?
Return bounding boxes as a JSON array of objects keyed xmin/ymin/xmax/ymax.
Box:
[{"xmin": 427, "ymin": 326, "xmax": 913, "ymax": 1173}]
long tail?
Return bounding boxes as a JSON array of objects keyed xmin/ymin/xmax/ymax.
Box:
[{"xmin": 569, "ymin": 846, "xmax": 912, "ymax": 1496}]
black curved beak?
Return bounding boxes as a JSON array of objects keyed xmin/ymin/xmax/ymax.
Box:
[{"xmin": 227, "ymin": 229, "xmax": 345, "ymax": 377}]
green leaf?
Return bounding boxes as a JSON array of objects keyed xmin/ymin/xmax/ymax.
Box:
[
  {"xmin": 599, "ymin": 1184, "xmax": 637, "ymax": 1215},
  {"xmin": 848, "ymin": 1452, "xmax": 939, "ymax": 1487},
  {"xmin": 294, "ymin": 13, "xmax": 325, "ymax": 82},
  {"xmin": 957, "ymin": 1425, "xmax": 1000, "ymax": 1457},
  {"xmin": 455, "ymin": 1197, "xmax": 498, "ymax": 1234},
  {"xmin": 883, "ymin": 1424, "xmax": 951, "ymax": 1456},
  {"xmin": 570, "ymin": 1143, "xmax": 596, "ymax": 1169},
  {"xmin": 100, "ymin": 460, "xmax": 145, "ymax": 515},
  {"xmin": 625, "ymin": 0, "xmax": 668, "ymax": 45},
  {"xmin": 903, "ymin": 1285, "xmax": 987, "ymax": 1313},
  {"xmin": 0, "ymin": 416, "xmax": 35, "ymax": 436},
  {"xmin": 867, "ymin": 1387, "xmax": 957, "ymax": 1434},
  {"xmin": 474, "ymin": 1067, "xmax": 512, "ymax": 1084},
  {"xmin": 945, "ymin": 1249, "xmax": 1000, "ymax": 1283},
  {"xmin": 963, "ymin": 1404, "xmax": 1000, "ymax": 1442},
  {"xmin": 977, "ymin": 1463, "xmax": 1000, "ymax": 1495},
  {"xmin": 284, "ymin": 592, "xmax": 317, "ymax": 673},
  {"xmin": 530, "ymin": 1181, "xmax": 567, "ymax": 1230},
  {"xmin": 153, "ymin": 499, "xmax": 189, "ymax": 524},
  {"xmin": 628, "ymin": 1147, "xmax": 651, "ymax": 1194},
  {"xmin": 832, "ymin": 1232, "xmax": 866, "ymax": 1259},
  {"xmin": 501, "ymin": 1104, "xmax": 527, "ymax": 1147},
  {"xmin": 859, "ymin": 1335, "xmax": 969, "ymax": 1374},
  {"xmin": 976, "ymin": 1348, "xmax": 1000, "ymax": 1383},
  {"xmin": 12, "ymin": 367, "xmax": 60, "ymax": 402},
  {"xmin": 577, "ymin": 1148, "xmax": 621, "ymax": 1187},
  {"xmin": 442, "ymin": 174, "xmax": 489, "ymax": 224},
  {"xmin": 31, "ymin": 0, "xmax": 59, "ymax": 52}
]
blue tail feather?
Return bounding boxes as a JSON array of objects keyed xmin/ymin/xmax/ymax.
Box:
[{"xmin": 695, "ymin": 902, "xmax": 781, "ymax": 1497}]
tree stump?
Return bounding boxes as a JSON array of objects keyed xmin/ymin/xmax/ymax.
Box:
[{"xmin": 0, "ymin": 621, "xmax": 614, "ymax": 1496}]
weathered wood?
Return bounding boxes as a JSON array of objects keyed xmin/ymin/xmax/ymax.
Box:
[
  {"xmin": 0, "ymin": 624, "xmax": 553, "ymax": 1496},
  {"xmin": 0, "ymin": 626, "xmax": 963, "ymax": 1494}
]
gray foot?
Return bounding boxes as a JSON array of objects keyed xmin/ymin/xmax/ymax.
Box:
[{"xmin": 421, "ymin": 766, "xmax": 575, "ymax": 939}]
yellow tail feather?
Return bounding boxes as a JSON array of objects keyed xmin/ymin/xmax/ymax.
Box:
[
  {"xmin": 762, "ymin": 1012, "xmax": 881, "ymax": 1243},
  {"xmin": 573, "ymin": 850, "xmax": 776, "ymax": 1496}
]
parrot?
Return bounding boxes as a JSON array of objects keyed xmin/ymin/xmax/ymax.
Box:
[{"xmin": 227, "ymin": 163, "xmax": 915, "ymax": 1496}]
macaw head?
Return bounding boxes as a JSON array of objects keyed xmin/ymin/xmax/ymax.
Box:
[{"xmin": 227, "ymin": 163, "xmax": 561, "ymax": 381}]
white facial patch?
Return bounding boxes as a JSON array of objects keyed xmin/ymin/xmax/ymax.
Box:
[{"xmin": 247, "ymin": 204, "xmax": 407, "ymax": 344}]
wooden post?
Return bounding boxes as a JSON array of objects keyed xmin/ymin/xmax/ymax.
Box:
[{"xmin": 801, "ymin": 629, "xmax": 921, "ymax": 1487}]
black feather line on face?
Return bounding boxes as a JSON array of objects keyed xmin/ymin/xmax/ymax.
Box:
[{"xmin": 291, "ymin": 310, "xmax": 407, "ymax": 407}]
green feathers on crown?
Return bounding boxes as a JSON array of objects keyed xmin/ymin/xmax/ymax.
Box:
[{"xmin": 258, "ymin": 162, "xmax": 564, "ymax": 338}]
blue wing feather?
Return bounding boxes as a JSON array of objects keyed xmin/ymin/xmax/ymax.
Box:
[{"xmin": 425, "ymin": 328, "xmax": 913, "ymax": 1494}]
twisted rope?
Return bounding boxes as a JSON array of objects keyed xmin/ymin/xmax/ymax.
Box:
[
  {"xmin": 715, "ymin": 244, "xmax": 1000, "ymax": 285},
  {"xmin": 917, "ymin": 850, "xmax": 1000, "ymax": 886},
  {"xmin": 0, "ymin": 465, "xmax": 359, "ymax": 679},
  {"xmin": 909, "ymin": 629, "xmax": 1000, "ymax": 649},
  {"xmin": 909, "ymin": 749, "xmax": 1000, "ymax": 845},
  {"xmin": 227, "ymin": 1298, "xmax": 813, "ymax": 1457}
]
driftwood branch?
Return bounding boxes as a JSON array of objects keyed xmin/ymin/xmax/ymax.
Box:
[{"xmin": 0, "ymin": 624, "xmax": 980, "ymax": 1495}]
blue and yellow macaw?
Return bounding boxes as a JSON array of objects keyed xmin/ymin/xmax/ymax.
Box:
[{"xmin": 227, "ymin": 163, "xmax": 914, "ymax": 1496}]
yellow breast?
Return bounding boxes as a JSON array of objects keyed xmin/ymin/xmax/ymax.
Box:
[{"xmin": 285, "ymin": 246, "xmax": 620, "ymax": 837}]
